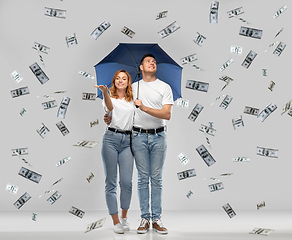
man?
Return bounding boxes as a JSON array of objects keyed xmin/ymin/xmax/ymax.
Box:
[{"xmin": 105, "ymin": 54, "xmax": 173, "ymax": 234}]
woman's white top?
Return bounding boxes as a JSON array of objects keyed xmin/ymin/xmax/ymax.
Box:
[{"xmin": 102, "ymin": 97, "xmax": 134, "ymax": 131}]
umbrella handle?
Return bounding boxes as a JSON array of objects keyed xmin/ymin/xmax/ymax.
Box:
[{"xmin": 135, "ymin": 98, "xmax": 139, "ymax": 108}]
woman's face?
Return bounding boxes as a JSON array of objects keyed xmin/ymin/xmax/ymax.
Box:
[{"xmin": 115, "ymin": 72, "xmax": 128, "ymax": 90}]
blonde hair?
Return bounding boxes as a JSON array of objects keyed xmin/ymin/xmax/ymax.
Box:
[{"xmin": 109, "ymin": 70, "xmax": 133, "ymax": 102}]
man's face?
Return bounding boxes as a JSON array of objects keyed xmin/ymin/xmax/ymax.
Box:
[{"xmin": 140, "ymin": 57, "xmax": 157, "ymax": 74}]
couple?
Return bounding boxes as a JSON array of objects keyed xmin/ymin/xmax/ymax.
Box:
[{"xmin": 94, "ymin": 54, "xmax": 173, "ymax": 234}]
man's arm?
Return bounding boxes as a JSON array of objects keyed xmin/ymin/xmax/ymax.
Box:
[{"xmin": 134, "ymin": 99, "xmax": 172, "ymax": 120}]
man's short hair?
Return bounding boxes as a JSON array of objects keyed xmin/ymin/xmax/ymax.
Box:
[{"xmin": 140, "ymin": 53, "xmax": 156, "ymax": 65}]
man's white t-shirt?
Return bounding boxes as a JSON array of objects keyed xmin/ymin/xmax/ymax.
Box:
[
  {"xmin": 102, "ymin": 97, "xmax": 134, "ymax": 131},
  {"xmin": 132, "ymin": 79, "xmax": 173, "ymax": 129}
]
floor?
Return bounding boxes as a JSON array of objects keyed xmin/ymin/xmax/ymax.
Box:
[{"xmin": 0, "ymin": 210, "xmax": 291, "ymax": 240}]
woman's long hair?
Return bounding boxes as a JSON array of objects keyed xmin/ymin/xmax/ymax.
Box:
[{"xmin": 109, "ymin": 70, "xmax": 133, "ymax": 102}]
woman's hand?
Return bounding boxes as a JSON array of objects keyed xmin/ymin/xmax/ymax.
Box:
[{"xmin": 94, "ymin": 85, "xmax": 108, "ymax": 93}]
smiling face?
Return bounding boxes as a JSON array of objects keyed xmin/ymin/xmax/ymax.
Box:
[
  {"xmin": 140, "ymin": 56, "xmax": 157, "ymax": 74},
  {"xmin": 114, "ymin": 71, "xmax": 128, "ymax": 90}
]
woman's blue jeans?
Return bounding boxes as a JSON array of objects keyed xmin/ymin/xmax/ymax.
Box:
[
  {"xmin": 101, "ymin": 129, "xmax": 134, "ymax": 215},
  {"xmin": 131, "ymin": 130, "xmax": 167, "ymax": 221}
]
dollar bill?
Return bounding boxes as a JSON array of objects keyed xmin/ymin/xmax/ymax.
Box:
[
  {"xmin": 56, "ymin": 156, "xmax": 71, "ymax": 167},
  {"xmin": 90, "ymin": 21, "xmax": 111, "ymax": 40},
  {"xmin": 262, "ymin": 69, "xmax": 267, "ymax": 76},
  {"xmin": 230, "ymin": 45, "xmax": 242, "ymax": 55},
  {"xmin": 66, "ymin": 33, "xmax": 78, "ymax": 47},
  {"xmin": 199, "ymin": 124, "xmax": 216, "ymax": 136},
  {"xmin": 73, "ymin": 140, "xmax": 98, "ymax": 148},
  {"xmin": 178, "ymin": 152, "xmax": 189, "ymax": 165},
  {"xmin": 18, "ymin": 167, "xmax": 42, "ymax": 184},
  {"xmin": 32, "ymin": 213, "xmax": 37, "ymax": 221},
  {"xmin": 227, "ymin": 7, "xmax": 244, "ymax": 18},
  {"xmin": 273, "ymin": 42, "xmax": 286, "ymax": 56},
  {"xmin": 39, "ymin": 190, "xmax": 55, "ymax": 198},
  {"xmin": 177, "ymin": 169, "xmax": 196, "ymax": 180},
  {"xmin": 202, "ymin": 127, "xmax": 212, "ymax": 149},
  {"xmin": 210, "ymin": 1, "xmax": 219, "ymax": 23},
  {"xmin": 79, "ymin": 70, "xmax": 95, "ymax": 80},
  {"xmin": 14, "ymin": 192, "xmax": 31, "ymax": 209},
  {"xmin": 11, "ymin": 86, "xmax": 30, "ymax": 98},
  {"xmin": 196, "ymin": 144, "xmax": 216, "ymax": 167},
  {"xmin": 239, "ymin": 26, "xmax": 262, "ymax": 39},
  {"xmin": 249, "ymin": 228, "xmax": 274, "ymax": 236},
  {"xmin": 257, "ymin": 201, "xmax": 265, "ymax": 210},
  {"xmin": 232, "ymin": 115, "xmax": 244, "ymax": 130},
  {"xmin": 192, "ymin": 64, "xmax": 205, "ymax": 71},
  {"xmin": 156, "ymin": 10, "xmax": 168, "ymax": 20},
  {"xmin": 273, "ymin": 5, "xmax": 287, "ymax": 19},
  {"xmin": 281, "ymin": 100, "xmax": 292, "ymax": 115},
  {"xmin": 33, "ymin": 42, "xmax": 50, "ymax": 54},
  {"xmin": 188, "ymin": 104, "xmax": 204, "ymax": 122},
  {"xmin": 51, "ymin": 177, "xmax": 63, "ymax": 187},
  {"xmin": 186, "ymin": 80, "xmax": 209, "ymax": 92},
  {"xmin": 193, "ymin": 32, "xmax": 206, "ymax": 46},
  {"xmin": 11, "ymin": 70, "xmax": 23, "ymax": 84},
  {"xmin": 180, "ymin": 54, "xmax": 197, "ymax": 65},
  {"xmin": 90, "ymin": 119, "xmax": 99, "ymax": 127},
  {"xmin": 11, "ymin": 148, "xmax": 28, "ymax": 156},
  {"xmin": 69, "ymin": 206, "xmax": 85, "ymax": 218},
  {"xmin": 233, "ymin": 157, "xmax": 250, "ymax": 162},
  {"xmin": 257, "ymin": 103, "xmax": 277, "ymax": 122},
  {"xmin": 176, "ymin": 99, "xmax": 189, "ymax": 108},
  {"xmin": 57, "ymin": 97, "xmax": 70, "ymax": 119},
  {"xmin": 36, "ymin": 123, "xmax": 50, "ymax": 138},
  {"xmin": 56, "ymin": 121, "xmax": 70, "ymax": 136},
  {"xmin": 44, "ymin": 7, "xmax": 66, "ymax": 19},
  {"xmin": 287, "ymin": 109, "xmax": 292, "ymax": 117},
  {"xmin": 222, "ymin": 203, "xmax": 236, "ymax": 218},
  {"xmin": 220, "ymin": 58, "xmax": 234, "ymax": 72},
  {"xmin": 158, "ymin": 21, "xmax": 180, "ymax": 38},
  {"xmin": 29, "ymin": 62, "xmax": 49, "ymax": 84},
  {"xmin": 220, "ymin": 173, "xmax": 233, "ymax": 176},
  {"xmin": 82, "ymin": 92, "xmax": 96, "ymax": 100},
  {"xmin": 20, "ymin": 108, "xmax": 27, "ymax": 116},
  {"xmin": 219, "ymin": 95, "xmax": 233, "ymax": 109},
  {"xmin": 6, "ymin": 182, "xmax": 19, "ymax": 195},
  {"xmin": 242, "ymin": 50, "xmax": 257, "ymax": 68},
  {"xmin": 268, "ymin": 81, "xmax": 275, "ymax": 91},
  {"xmin": 53, "ymin": 90, "xmax": 66, "ymax": 94},
  {"xmin": 257, "ymin": 146, "xmax": 278, "ymax": 158},
  {"xmin": 85, "ymin": 218, "xmax": 106, "ymax": 233},
  {"xmin": 121, "ymin": 26, "xmax": 135, "ymax": 38},
  {"xmin": 209, "ymin": 182, "xmax": 224, "ymax": 192},
  {"xmin": 47, "ymin": 191, "xmax": 62, "ymax": 205},
  {"xmin": 86, "ymin": 172, "xmax": 95, "ymax": 183},
  {"xmin": 186, "ymin": 190, "xmax": 193, "ymax": 199},
  {"xmin": 42, "ymin": 100, "xmax": 57, "ymax": 110},
  {"xmin": 274, "ymin": 28, "xmax": 284, "ymax": 39},
  {"xmin": 219, "ymin": 76, "xmax": 233, "ymax": 84}
]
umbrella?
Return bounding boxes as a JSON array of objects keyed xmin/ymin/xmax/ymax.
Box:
[{"xmin": 94, "ymin": 43, "xmax": 182, "ymax": 101}]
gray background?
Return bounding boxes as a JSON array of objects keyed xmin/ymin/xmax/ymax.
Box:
[{"xmin": 1, "ymin": 0, "xmax": 291, "ymax": 212}]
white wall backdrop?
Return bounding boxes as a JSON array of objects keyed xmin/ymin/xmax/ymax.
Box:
[{"xmin": 1, "ymin": 0, "xmax": 291, "ymax": 212}]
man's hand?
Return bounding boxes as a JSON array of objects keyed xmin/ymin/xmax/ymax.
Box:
[
  {"xmin": 134, "ymin": 99, "xmax": 146, "ymax": 111},
  {"xmin": 103, "ymin": 113, "xmax": 112, "ymax": 125}
]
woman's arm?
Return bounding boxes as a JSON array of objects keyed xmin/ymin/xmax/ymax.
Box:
[{"xmin": 94, "ymin": 85, "xmax": 113, "ymax": 111}]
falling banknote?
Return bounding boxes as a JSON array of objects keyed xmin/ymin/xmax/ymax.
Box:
[
  {"xmin": 199, "ymin": 124, "xmax": 216, "ymax": 136},
  {"xmin": 86, "ymin": 172, "xmax": 95, "ymax": 183},
  {"xmin": 47, "ymin": 191, "xmax": 62, "ymax": 205},
  {"xmin": 29, "ymin": 62, "xmax": 49, "ymax": 84},
  {"xmin": 249, "ymin": 228, "xmax": 274, "ymax": 236},
  {"xmin": 239, "ymin": 26, "xmax": 262, "ymax": 39},
  {"xmin": 178, "ymin": 152, "xmax": 189, "ymax": 165},
  {"xmin": 57, "ymin": 97, "xmax": 70, "ymax": 119},
  {"xmin": 257, "ymin": 201, "xmax": 265, "ymax": 210},
  {"xmin": 186, "ymin": 190, "xmax": 193, "ymax": 199},
  {"xmin": 79, "ymin": 71, "xmax": 95, "ymax": 80},
  {"xmin": 11, "ymin": 70, "xmax": 23, "ymax": 84},
  {"xmin": 219, "ymin": 95, "xmax": 233, "ymax": 109},
  {"xmin": 90, "ymin": 21, "xmax": 111, "ymax": 40},
  {"xmin": 180, "ymin": 53, "xmax": 197, "ymax": 65},
  {"xmin": 158, "ymin": 21, "xmax": 180, "ymax": 38},
  {"xmin": 242, "ymin": 50, "xmax": 257, "ymax": 68},
  {"xmin": 193, "ymin": 32, "xmax": 206, "ymax": 46},
  {"xmin": 73, "ymin": 141, "xmax": 98, "ymax": 148},
  {"xmin": 65, "ymin": 33, "xmax": 78, "ymax": 47},
  {"xmin": 210, "ymin": 1, "xmax": 219, "ymax": 23},
  {"xmin": 232, "ymin": 115, "xmax": 244, "ymax": 130},
  {"xmin": 56, "ymin": 156, "xmax": 71, "ymax": 167},
  {"xmin": 196, "ymin": 144, "xmax": 216, "ymax": 167},
  {"xmin": 222, "ymin": 203, "xmax": 236, "ymax": 218},
  {"xmin": 177, "ymin": 169, "xmax": 196, "ymax": 180},
  {"xmin": 36, "ymin": 123, "xmax": 50, "ymax": 138},
  {"xmin": 42, "ymin": 100, "xmax": 57, "ymax": 110},
  {"xmin": 121, "ymin": 26, "xmax": 135, "ymax": 38},
  {"xmin": 56, "ymin": 121, "xmax": 70, "ymax": 136},
  {"xmin": 156, "ymin": 10, "xmax": 168, "ymax": 20},
  {"xmin": 233, "ymin": 157, "xmax": 250, "ymax": 162},
  {"xmin": 14, "ymin": 192, "xmax": 31, "ymax": 209},
  {"xmin": 188, "ymin": 104, "xmax": 204, "ymax": 122},
  {"xmin": 220, "ymin": 59, "xmax": 234, "ymax": 72},
  {"xmin": 273, "ymin": 5, "xmax": 287, "ymax": 19},
  {"xmin": 209, "ymin": 182, "xmax": 224, "ymax": 192},
  {"xmin": 257, "ymin": 103, "xmax": 277, "ymax": 122},
  {"xmin": 257, "ymin": 147, "xmax": 278, "ymax": 158},
  {"xmin": 69, "ymin": 206, "xmax": 85, "ymax": 218},
  {"xmin": 281, "ymin": 100, "xmax": 292, "ymax": 115},
  {"xmin": 82, "ymin": 92, "xmax": 96, "ymax": 100},
  {"xmin": 6, "ymin": 183, "xmax": 19, "ymax": 195},
  {"xmin": 18, "ymin": 167, "xmax": 42, "ymax": 184},
  {"xmin": 11, "ymin": 87, "xmax": 30, "ymax": 98},
  {"xmin": 44, "ymin": 7, "xmax": 66, "ymax": 19},
  {"xmin": 186, "ymin": 80, "xmax": 209, "ymax": 92},
  {"xmin": 244, "ymin": 106, "xmax": 259, "ymax": 116},
  {"xmin": 230, "ymin": 45, "xmax": 243, "ymax": 55},
  {"xmin": 176, "ymin": 99, "xmax": 189, "ymax": 108},
  {"xmin": 227, "ymin": 7, "xmax": 244, "ymax": 18},
  {"xmin": 33, "ymin": 42, "xmax": 50, "ymax": 54},
  {"xmin": 273, "ymin": 42, "xmax": 286, "ymax": 56},
  {"xmin": 85, "ymin": 218, "xmax": 106, "ymax": 233}
]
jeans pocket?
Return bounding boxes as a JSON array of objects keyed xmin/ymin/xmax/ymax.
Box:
[
  {"xmin": 156, "ymin": 131, "xmax": 166, "ymax": 138},
  {"xmin": 132, "ymin": 131, "xmax": 140, "ymax": 139}
]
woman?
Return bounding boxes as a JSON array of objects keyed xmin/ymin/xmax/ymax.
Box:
[{"xmin": 94, "ymin": 70, "xmax": 134, "ymax": 234}]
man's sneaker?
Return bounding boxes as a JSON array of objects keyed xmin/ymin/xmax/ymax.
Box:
[
  {"xmin": 152, "ymin": 219, "xmax": 168, "ymax": 234},
  {"xmin": 113, "ymin": 223, "xmax": 124, "ymax": 234},
  {"xmin": 137, "ymin": 218, "xmax": 150, "ymax": 234},
  {"xmin": 121, "ymin": 217, "xmax": 130, "ymax": 231}
]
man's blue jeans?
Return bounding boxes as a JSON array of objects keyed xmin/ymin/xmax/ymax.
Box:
[
  {"xmin": 132, "ymin": 129, "xmax": 167, "ymax": 220},
  {"xmin": 101, "ymin": 129, "xmax": 134, "ymax": 215}
]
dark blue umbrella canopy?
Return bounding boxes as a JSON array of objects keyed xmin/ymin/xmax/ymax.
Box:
[{"xmin": 94, "ymin": 43, "xmax": 182, "ymax": 101}]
